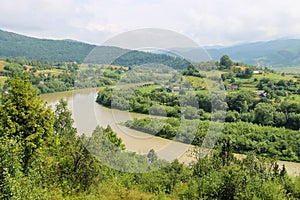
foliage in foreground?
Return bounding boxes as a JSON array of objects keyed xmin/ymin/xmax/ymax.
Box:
[{"xmin": 1, "ymin": 75, "xmax": 300, "ymax": 199}]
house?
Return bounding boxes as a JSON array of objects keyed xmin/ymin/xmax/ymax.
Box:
[
  {"xmin": 253, "ymin": 70, "xmax": 262, "ymax": 74},
  {"xmin": 165, "ymin": 87, "xmax": 173, "ymax": 93},
  {"xmin": 172, "ymin": 87, "xmax": 180, "ymax": 92},
  {"xmin": 226, "ymin": 85, "xmax": 239, "ymax": 90},
  {"xmin": 155, "ymin": 86, "xmax": 172, "ymax": 92},
  {"xmin": 155, "ymin": 87, "xmax": 163, "ymax": 92},
  {"xmin": 256, "ymin": 90, "xmax": 267, "ymax": 97},
  {"xmin": 3, "ymin": 91, "xmax": 9, "ymax": 96},
  {"xmin": 155, "ymin": 86, "xmax": 181, "ymax": 93}
]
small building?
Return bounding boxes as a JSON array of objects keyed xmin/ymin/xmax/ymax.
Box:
[
  {"xmin": 3, "ymin": 91, "xmax": 9, "ymax": 96},
  {"xmin": 226, "ymin": 85, "xmax": 239, "ymax": 90},
  {"xmin": 256, "ymin": 90, "xmax": 267, "ymax": 97},
  {"xmin": 253, "ymin": 70, "xmax": 262, "ymax": 74},
  {"xmin": 165, "ymin": 87, "xmax": 173, "ymax": 93},
  {"xmin": 155, "ymin": 87, "xmax": 163, "ymax": 92},
  {"xmin": 155, "ymin": 86, "xmax": 181, "ymax": 93},
  {"xmin": 172, "ymin": 87, "xmax": 180, "ymax": 92}
]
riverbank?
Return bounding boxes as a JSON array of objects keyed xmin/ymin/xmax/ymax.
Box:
[
  {"xmin": 41, "ymin": 88, "xmax": 300, "ymax": 176},
  {"xmin": 41, "ymin": 88, "xmax": 196, "ymax": 164}
]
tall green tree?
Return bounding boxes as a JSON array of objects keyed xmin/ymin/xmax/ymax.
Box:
[
  {"xmin": 52, "ymin": 100, "xmax": 102, "ymax": 193},
  {"xmin": 147, "ymin": 149, "xmax": 158, "ymax": 163},
  {"xmin": 254, "ymin": 102, "xmax": 276, "ymax": 126},
  {"xmin": 54, "ymin": 99, "xmax": 76, "ymax": 139},
  {"xmin": 220, "ymin": 55, "xmax": 233, "ymax": 69},
  {"xmin": 0, "ymin": 74, "xmax": 55, "ymax": 170}
]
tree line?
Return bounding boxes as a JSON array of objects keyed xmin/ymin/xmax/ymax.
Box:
[
  {"xmin": 125, "ymin": 117, "xmax": 300, "ymax": 162},
  {"xmin": 97, "ymin": 86, "xmax": 300, "ymax": 130}
]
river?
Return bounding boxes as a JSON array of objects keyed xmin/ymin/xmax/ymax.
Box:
[
  {"xmin": 40, "ymin": 88, "xmax": 300, "ymax": 176},
  {"xmin": 41, "ymin": 88, "xmax": 195, "ymax": 163}
]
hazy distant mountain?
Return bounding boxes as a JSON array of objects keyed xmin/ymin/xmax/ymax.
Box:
[
  {"xmin": 1, "ymin": 29, "xmax": 299, "ymax": 67},
  {"xmin": 206, "ymin": 39, "xmax": 300, "ymax": 67}
]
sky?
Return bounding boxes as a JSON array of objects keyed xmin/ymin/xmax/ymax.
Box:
[{"xmin": 1, "ymin": 0, "xmax": 300, "ymax": 46}]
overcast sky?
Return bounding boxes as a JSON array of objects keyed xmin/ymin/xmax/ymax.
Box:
[{"xmin": 1, "ymin": 0, "xmax": 300, "ymax": 46}]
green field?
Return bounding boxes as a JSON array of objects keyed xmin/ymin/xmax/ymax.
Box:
[
  {"xmin": 184, "ymin": 76, "xmax": 206, "ymax": 89},
  {"xmin": 274, "ymin": 66, "xmax": 300, "ymax": 75}
]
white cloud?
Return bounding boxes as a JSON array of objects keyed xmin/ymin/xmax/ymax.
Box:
[{"xmin": 0, "ymin": 0, "xmax": 300, "ymax": 46}]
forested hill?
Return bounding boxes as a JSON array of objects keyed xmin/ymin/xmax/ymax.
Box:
[
  {"xmin": 0, "ymin": 29, "xmax": 190, "ymax": 69},
  {"xmin": 0, "ymin": 29, "xmax": 95, "ymax": 62},
  {"xmin": 2, "ymin": 29, "xmax": 300, "ymax": 68}
]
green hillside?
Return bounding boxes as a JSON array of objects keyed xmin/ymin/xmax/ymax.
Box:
[
  {"xmin": 0, "ymin": 29, "xmax": 190, "ymax": 69},
  {"xmin": 84, "ymin": 46, "xmax": 190, "ymax": 69},
  {"xmin": 2, "ymin": 29, "xmax": 300, "ymax": 68},
  {"xmin": 0, "ymin": 29, "xmax": 95, "ymax": 62}
]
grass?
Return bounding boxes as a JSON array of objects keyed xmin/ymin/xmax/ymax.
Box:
[
  {"xmin": 280, "ymin": 94, "xmax": 300, "ymax": 103},
  {"xmin": 184, "ymin": 76, "xmax": 206, "ymax": 90},
  {"xmin": 137, "ymin": 84, "xmax": 159, "ymax": 92},
  {"xmin": 257, "ymin": 73, "xmax": 297, "ymax": 82},
  {"xmin": 224, "ymin": 71, "xmax": 298, "ymax": 92},
  {"xmin": 26, "ymin": 181, "xmax": 168, "ymax": 200},
  {"xmin": 79, "ymin": 64, "xmax": 128, "ymax": 70},
  {"xmin": 0, "ymin": 60, "xmax": 7, "ymax": 71},
  {"xmin": 274, "ymin": 66, "xmax": 300, "ymax": 75},
  {"xmin": 0, "ymin": 76, "xmax": 7, "ymax": 85},
  {"xmin": 34, "ymin": 69, "xmax": 64, "ymax": 76}
]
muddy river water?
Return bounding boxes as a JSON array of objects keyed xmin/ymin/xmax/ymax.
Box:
[{"xmin": 41, "ymin": 88, "xmax": 195, "ymax": 163}]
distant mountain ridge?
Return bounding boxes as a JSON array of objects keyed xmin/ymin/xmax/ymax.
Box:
[
  {"xmin": 0, "ymin": 29, "xmax": 190, "ymax": 69},
  {"xmin": 1, "ymin": 29, "xmax": 300, "ymax": 67},
  {"xmin": 206, "ymin": 39, "xmax": 300, "ymax": 67}
]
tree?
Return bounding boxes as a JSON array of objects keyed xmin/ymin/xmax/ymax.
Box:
[
  {"xmin": 286, "ymin": 113, "xmax": 300, "ymax": 130},
  {"xmin": 220, "ymin": 55, "xmax": 233, "ymax": 69},
  {"xmin": 273, "ymin": 111, "xmax": 286, "ymax": 127},
  {"xmin": 182, "ymin": 106, "xmax": 199, "ymax": 119},
  {"xmin": 147, "ymin": 149, "xmax": 158, "ymax": 163},
  {"xmin": 104, "ymin": 125, "xmax": 126, "ymax": 150},
  {"xmin": 54, "ymin": 99, "xmax": 76, "ymax": 139},
  {"xmin": 219, "ymin": 137, "xmax": 234, "ymax": 166},
  {"xmin": 244, "ymin": 68, "xmax": 253, "ymax": 78},
  {"xmin": 0, "ymin": 137, "xmax": 23, "ymax": 199},
  {"xmin": 227, "ymin": 91, "xmax": 256, "ymax": 112},
  {"xmin": 225, "ymin": 110, "xmax": 239, "ymax": 122},
  {"xmin": 0, "ymin": 74, "xmax": 54, "ymax": 170},
  {"xmin": 254, "ymin": 103, "xmax": 276, "ymax": 126}
]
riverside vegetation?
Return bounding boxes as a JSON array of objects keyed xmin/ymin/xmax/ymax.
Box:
[
  {"xmin": 1, "ymin": 74, "xmax": 300, "ymax": 199},
  {"xmin": 1, "ymin": 53, "xmax": 300, "ymax": 199},
  {"xmin": 96, "ymin": 55, "xmax": 300, "ymax": 163}
]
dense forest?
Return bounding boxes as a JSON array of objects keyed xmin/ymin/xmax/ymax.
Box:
[
  {"xmin": 1, "ymin": 74, "xmax": 300, "ymax": 199},
  {"xmin": 0, "ymin": 30, "xmax": 95, "ymax": 62},
  {"xmin": 0, "ymin": 29, "xmax": 190, "ymax": 68}
]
